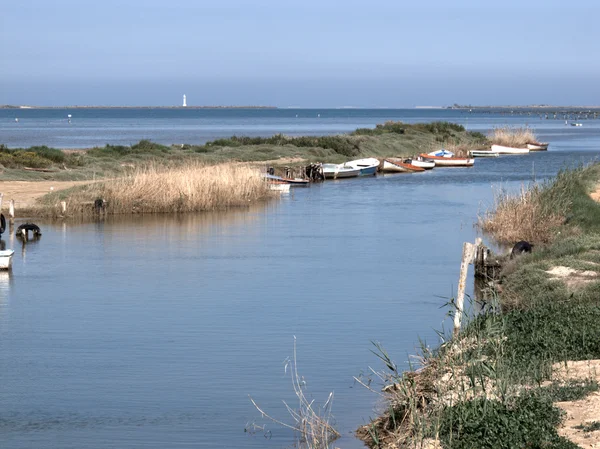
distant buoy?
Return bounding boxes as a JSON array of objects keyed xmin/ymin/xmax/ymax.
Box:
[
  {"xmin": 67, "ymin": 114, "xmax": 72, "ymax": 118},
  {"xmin": 14, "ymin": 118, "xmax": 18, "ymax": 123},
  {"xmin": 317, "ymin": 113, "xmax": 320, "ymax": 117}
]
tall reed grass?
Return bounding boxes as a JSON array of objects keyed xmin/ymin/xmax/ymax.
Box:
[
  {"xmin": 489, "ymin": 127, "xmax": 537, "ymax": 148},
  {"xmin": 60, "ymin": 162, "xmax": 270, "ymax": 215}
]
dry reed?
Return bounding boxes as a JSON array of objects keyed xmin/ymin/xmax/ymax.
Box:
[
  {"xmin": 489, "ymin": 127, "xmax": 537, "ymax": 148},
  {"xmin": 478, "ymin": 184, "xmax": 566, "ymax": 244},
  {"xmin": 250, "ymin": 337, "xmax": 339, "ymax": 449},
  {"xmin": 60, "ymin": 162, "xmax": 270, "ymax": 215}
]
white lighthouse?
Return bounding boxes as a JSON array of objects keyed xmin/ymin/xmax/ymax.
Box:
[{"xmin": 182, "ymin": 94, "xmax": 187, "ymax": 107}]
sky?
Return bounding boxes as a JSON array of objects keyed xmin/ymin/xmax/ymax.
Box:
[{"xmin": 1, "ymin": 0, "xmax": 600, "ymax": 107}]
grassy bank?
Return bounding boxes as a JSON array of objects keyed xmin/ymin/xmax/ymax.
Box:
[
  {"xmin": 359, "ymin": 163, "xmax": 600, "ymax": 448},
  {"xmin": 0, "ymin": 121, "xmax": 486, "ymax": 182}
]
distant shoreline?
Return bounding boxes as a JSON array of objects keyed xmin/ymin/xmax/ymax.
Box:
[{"xmin": 0, "ymin": 105, "xmax": 278, "ymax": 110}]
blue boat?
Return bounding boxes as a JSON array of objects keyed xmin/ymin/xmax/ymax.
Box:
[{"xmin": 344, "ymin": 158, "xmax": 380, "ymax": 176}]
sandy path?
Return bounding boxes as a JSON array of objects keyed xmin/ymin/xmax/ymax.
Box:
[
  {"xmin": 590, "ymin": 185, "xmax": 600, "ymax": 202},
  {"xmin": 0, "ymin": 180, "xmax": 92, "ymax": 207}
]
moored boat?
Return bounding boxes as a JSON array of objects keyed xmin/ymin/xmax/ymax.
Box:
[
  {"xmin": 382, "ymin": 158, "xmax": 425, "ymax": 173},
  {"xmin": 571, "ymin": 122, "xmax": 583, "ymax": 127},
  {"xmin": 344, "ymin": 158, "xmax": 380, "ymax": 176},
  {"xmin": 263, "ymin": 173, "xmax": 310, "ymax": 186},
  {"xmin": 407, "ymin": 156, "xmax": 435, "ymax": 169},
  {"xmin": 268, "ymin": 181, "xmax": 291, "ymax": 192},
  {"xmin": 490, "ymin": 144, "xmax": 530, "ymax": 155},
  {"xmin": 526, "ymin": 142, "xmax": 549, "ymax": 151},
  {"xmin": 322, "ymin": 163, "xmax": 361, "ymax": 179},
  {"xmin": 0, "ymin": 250, "xmax": 14, "ymax": 269},
  {"xmin": 418, "ymin": 150, "xmax": 474, "ymax": 167},
  {"xmin": 469, "ymin": 150, "xmax": 500, "ymax": 157}
]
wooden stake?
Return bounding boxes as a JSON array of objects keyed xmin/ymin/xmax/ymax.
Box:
[
  {"xmin": 60, "ymin": 201, "xmax": 67, "ymax": 215},
  {"xmin": 9, "ymin": 200, "xmax": 14, "ymax": 219},
  {"xmin": 0, "ymin": 193, "xmax": 3, "ymax": 213},
  {"xmin": 454, "ymin": 242, "xmax": 477, "ymax": 334}
]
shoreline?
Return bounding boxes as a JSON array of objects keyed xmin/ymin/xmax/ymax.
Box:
[{"xmin": 358, "ymin": 163, "xmax": 600, "ymax": 449}]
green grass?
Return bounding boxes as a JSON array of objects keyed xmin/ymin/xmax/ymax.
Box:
[{"xmin": 0, "ymin": 121, "xmax": 485, "ymax": 181}]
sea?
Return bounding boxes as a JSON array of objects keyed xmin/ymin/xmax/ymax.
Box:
[{"xmin": 0, "ymin": 108, "xmax": 598, "ymax": 449}]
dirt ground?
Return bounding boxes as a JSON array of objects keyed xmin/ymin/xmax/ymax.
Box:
[
  {"xmin": 553, "ymin": 360, "xmax": 600, "ymax": 448},
  {"xmin": 0, "ymin": 180, "xmax": 92, "ymax": 208},
  {"xmin": 590, "ymin": 185, "xmax": 600, "ymax": 202}
]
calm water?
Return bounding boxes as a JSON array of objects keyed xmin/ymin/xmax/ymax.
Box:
[
  {"xmin": 1, "ymin": 107, "xmax": 600, "ymax": 148},
  {"xmin": 0, "ymin": 110, "xmax": 599, "ymax": 448}
]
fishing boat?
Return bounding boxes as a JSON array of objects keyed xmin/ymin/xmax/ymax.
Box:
[
  {"xmin": 418, "ymin": 150, "xmax": 474, "ymax": 167},
  {"xmin": 0, "ymin": 250, "xmax": 14, "ymax": 270},
  {"xmin": 490, "ymin": 144, "xmax": 529, "ymax": 154},
  {"xmin": 322, "ymin": 163, "xmax": 361, "ymax": 179},
  {"xmin": 571, "ymin": 122, "xmax": 583, "ymax": 127},
  {"xmin": 344, "ymin": 158, "xmax": 380, "ymax": 176},
  {"xmin": 263, "ymin": 173, "xmax": 310, "ymax": 186},
  {"xmin": 408, "ymin": 156, "xmax": 435, "ymax": 169},
  {"xmin": 381, "ymin": 158, "xmax": 425, "ymax": 173},
  {"xmin": 526, "ymin": 142, "xmax": 549, "ymax": 151},
  {"xmin": 469, "ymin": 150, "xmax": 500, "ymax": 157}
]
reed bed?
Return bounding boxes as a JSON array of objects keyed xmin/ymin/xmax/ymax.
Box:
[
  {"xmin": 489, "ymin": 126, "xmax": 537, "ymax": 148},
  {"xmin": 249, "ymin": 337, "xmax": 339, "ymax": 449},
  {"xmin": 58, "ymin": 162, "xmax": 270, "ymax": 215}
]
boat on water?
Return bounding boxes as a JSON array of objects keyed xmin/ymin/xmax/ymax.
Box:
[
  {"xmin": 526, "ymin": 142, "xmax": 549, "ymax": 151},
  {"xmin": 344, "ymin": 158, "xmax": 380, "ymax": 176},
  {"xmin": 381, "ymin": 158, "xmax": 425, "ymax": 173},
  {"xmin": 408, "ymin": 156, "xmax": 435, "ymax": 169},
  {"xmin": 571, "ymin": 122, "xmax": 583, "ymax": 127},
  {"xmin": 322, "ymin": 163, "xmax": 361, "ymax": 179},
  {"xmin": 263, "ymin": 173, "xmax": 310, "ymax": 186},
  {"xmin": 469, "ymin": 150, "xmax": 500, "ymax": 158},
  {"xmin": 0, "ymin": 250, "xmax": 14, "ymax": 269},
  {"xmin": 418, "ymin": 150, "xmax": 474, "ymax": 167},
  {"xmin": 268, "ymin": 182, "xmax": 291, "ymax": 192},
  {"xmin": 490, "ymin": 144, "xmax": 530, "ymax": 155}
]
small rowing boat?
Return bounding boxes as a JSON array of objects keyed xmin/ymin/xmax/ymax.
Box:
[
  {"xmin": 408, "ymin": 156, "xmax": 435, "ymax": 169},
  {"xmin": 344, "ymin": 158, "xmax": 380, "ymax": 176},
  {"xmin": 526, "ymin": 142, "xmax": 549, "ymax": 151},
  {"xmin": 490, "ymin": 145, "xmax": 530, "ymax": 154},
  {"xmin": 322, "ymin": 163, "xmax": 361, "ymax": 179},
  {"xmin": 469, "ymin": 150, "xmax": 500, "ymax": 157},
  {"xmin": 381, "ymin": 158, "xmax": 425, "ymax": 173},
  {"xmin": 419, "ymin": 150, "xmax": 474, "ymax": 167}
]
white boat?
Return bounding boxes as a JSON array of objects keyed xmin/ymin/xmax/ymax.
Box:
[
  {"xmin": 0, "ymin": 250, "xmax": 14, "ymax": 270},
  {"xmin": 490, "ymin": 144, "xmax": 530, "ymax": 155},
  {"xmin": 408, "ymin": 157, "xmax": 435, "ymax": 169},
  {"xmin": 572, "ymin": 123, "xmax": 583, "ymax": 127},
  {"xmin": 382, "ymin": 158, "xmax": 425, "ymax": 173},
  {"xmin": 469, "ymin": 150, "xmax": 500, "ymax": 157},
  {"xmin": 527, "ymin": 142, "xmax": 549, "ymax": 151},
  {"xmin": 268, "ymin": 182, "xmax": 291, "ymax": 192},
  {"xmin": 344, "ymin": 158, "xmax": 380, "ymax": 176},
  {"xmin": 322, "ymin": 163, "xmax": 361, "ymax": 179},
  {"xmin": 419, "ymin": 150, "xmax": 474, "ymax": 167}
]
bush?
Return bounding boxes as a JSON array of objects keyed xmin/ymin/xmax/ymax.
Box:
[{"xmin": 438, "ymin": 394, "xmax": 577, "ymax": 449}]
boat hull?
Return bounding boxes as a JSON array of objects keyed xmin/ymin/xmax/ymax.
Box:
[
  {"xmin": 0, "ymin": 250, "xmax": 14, "ymax": 270},
  {"xmin": 344, "ymin": 158, "xmax": 380, "ymax": 176},
  {"xmin": 469, "ymin": 150, "xmax": 500, "ymax": 157},
  {"xmin": 418, "ymin": 153, "xmax": 474, "ymax": 167},
  {"xmin": 490, "ymin": 145, "xmax": 530, "ymax": 154},
  {"xmin": 527, "ymin": 143, "xmax": 549, "ymax": 151},
  {"xmin": 382, "ymin": 159, "xmax": 425, "ymax": 172},
  {"xmin": 409, "ymin": 158, "xmax": 435, "ymax": 169},
  {"xmin": 322, "ymin": 164, "xmax": 361, "ymax": 179}
]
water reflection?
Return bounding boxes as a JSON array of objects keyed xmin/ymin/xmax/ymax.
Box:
[{"xmin": 0, "ymin": 269, "xmax": 12, "ymax": 318}]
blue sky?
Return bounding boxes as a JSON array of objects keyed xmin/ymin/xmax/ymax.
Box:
[{"xmin": 1, "ymin": 0, "xmax": 599, "ymax": 107}]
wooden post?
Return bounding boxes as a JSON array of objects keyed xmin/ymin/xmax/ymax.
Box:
[
  {"xmin": 9, "ymin": 200, "xmax": 14, "ymax": 220},
  {"xmin": 454, "ymin": 242, "xmax": 477, "ymax": 335},
  {"xmin": 60, "ymin": 201, "xmax": 67, "ymax": 215},
  {"xmin": 0, "ymin": 193, "xmax": 3, "ymax": 213}
]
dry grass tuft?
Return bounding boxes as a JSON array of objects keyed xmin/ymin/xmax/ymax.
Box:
[
  {"xmin": 489, "ymin": 127, "xmax": 537, "ymax": 148},
  {"xmin": 58, "ymin": 162, "xmax": 270, "ymax": 215},
  {"xmin": 478, "ymin": 184, "xmax": 567, "ymax": 244}
]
